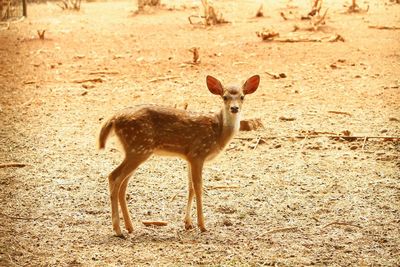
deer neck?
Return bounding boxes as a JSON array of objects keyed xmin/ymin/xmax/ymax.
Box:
[{"xmin": 217, "ymin": 109, "xmax": 241, "ymax": 149}]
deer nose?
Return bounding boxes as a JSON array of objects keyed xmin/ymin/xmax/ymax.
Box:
[{"xmin": 230, "ymin": 106, "xmax": 239, "ymax": 113}]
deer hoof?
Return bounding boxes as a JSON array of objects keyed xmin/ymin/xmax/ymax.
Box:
[
  {"xmin": 199, "ymin": 226, "xmax": 207, "ymax": 232},
  {"xmin": 184, "ymin": 221, "xmax": 194, "ymax": 230}
]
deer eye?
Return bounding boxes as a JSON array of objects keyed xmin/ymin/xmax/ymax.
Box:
[
  {"xmin": 240, "ymin": 95, "xmax": 245, "ymax": 100},
  {"xmin": 223, "ymin": 96, "xmax": 228, "ymax": 101}
]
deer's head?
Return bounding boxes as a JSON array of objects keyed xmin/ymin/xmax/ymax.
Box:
[{"xmin": 206, "ymin": 75, "xmax": 260, "ymax": 120}]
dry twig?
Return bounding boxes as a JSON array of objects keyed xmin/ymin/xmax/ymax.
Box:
[
  {"xmin": 256, "ymin": 29, "xmax": 280, "ymax": 41},
  {"xmin": 148, "ymin": 76, "xmax": 179, "ymax": 83},
  {"xmin": 189, "ymin": 47, "xmax": 200, "ymax": 64},
  {"xmin": 0, "ymin": 212, "xmax": 43, "ymax": 220},
  {"xmin": 37, "ymin": 30, "xmax": 45, "ymax": 40},
  {"xmin": 0, "ymin": 163, "xmax": 28, "ymax": 169},
  {"xmin": 169, "ymin": 185, "xmax": 185, "ymax": 202},
  {"xmin": 368, "ymin": 25, "xmax": 400, "ymax": 30},
  {"xmin": 142, "ymin": 220, "xmax": 168, "ymax": 227},
  {"xmin": 310, "ymin": 8, "xmax": 328, "ymax": 30},
  {"xmin": 258, "ymin": 32, "xmax": 344, "ymax": 43},
  {"xmin": 323, "ymin": 221, "xmax": 362, "ymax": 229},
  {"xmin": 72, "ymin": 78, "xmax": 104, "ymax": 83},
  {"xmin": 252, "ymin": 136, "xmax": 262, "ymax": 150},
  {"xmin": 235, "ymin": 135, "xmax": 400, "ymax": 141},
  {"xmin": 300, "ymin": 135, "xmax": 308, "ymax": 150},
  {"xmin": 255, "ymin": 4, "xmax": 264, "ymax": 17},
  {"xmin": 257, "ymin": 226, "xmax": 299, "ymax": 238},
  {"xmin": 328, "ymin": 110, "xmax": 352, "ymax": 116},
  {"xmin": 265, "ymin": 71, "xmax": 286, "ymax": 79},
  {"xmin": 361, "ymin": 136, "xmax": 368, "ymax": 150},
  {"xmin": 89, "ymin": 70, "xmax": 120, "ymax": 75},
  {"xmin": 207, "ymin": 185, "xmax": 240, "ymax": 190},
  {"xmin": 279, "ymin": 116, "xmax": 296, "ymax": 121},
  {"xmin": 280, "ymin": 12, "xmax": 288, "ymax": 20}
]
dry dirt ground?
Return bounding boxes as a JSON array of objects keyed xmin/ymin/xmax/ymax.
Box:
[{"xmin": 1, "ymin": 0, "xmax": 399, "ymax": 266}]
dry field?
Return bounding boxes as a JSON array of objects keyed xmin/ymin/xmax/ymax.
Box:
[{"xmin": 0, "ymin": 0, "xmax": 399, "ymax": 265}]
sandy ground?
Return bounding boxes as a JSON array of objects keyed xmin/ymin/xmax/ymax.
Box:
[{"xmin": 0, "ymin": 0, "xmax": 399, "ymax": 266}]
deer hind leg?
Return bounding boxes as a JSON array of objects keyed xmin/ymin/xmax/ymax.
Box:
[
  {"xmin": 184, "ymin": 164, "xmax": 195, "ymax": 230},
  {"xmin": 189, "ymin": 159, "xmax": 206, "ymax": 232},
  {"xmin": 119, "ymin": 176, "xmax": 133, "ymax": 233},
  {"xmin": 108, "ymin": 154, "xmax": 150, "ymax": 237}
]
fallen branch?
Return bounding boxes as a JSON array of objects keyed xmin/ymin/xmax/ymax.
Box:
[
  {"xmin": 72, "ymin": 78, "xmax": 104, "ymax": 83},
  {"xmin": 188, "ymin": 15, "xmax": 205, "ymax": 25},
  {"xmin": 142, "ymin": 220, "xmax": 168, "ymax": 227},
  {"xmin": 274, "ymin": 35, "xmax": 342, "ymax": 43},
  {"xmin": 265, "ymin": 71, "xmax": 287, "ymax": 79},
  {"xmin": 0, "ymin": 163, "xmax": 28, "ymax": 169},
  {"xmin": 207, "ymin": 185, "xmax": 240, "ymax": 190},
  {"xmin": 258, "ymin": 32, "xmax": 344, "ymax": 43},
  {"xmin": 331, "ymin": 136, "xmax": 400, "ymax": 141},
  {"xmin": 257, "ymin": 226, "xmax": 299, "ymax": 238},
  {"xmin": 328, "ymin": 110, "xmax": 352, "ymax": 116},
  {"xmin": 232, "ymin": 61, "xmax": 248, "ymax": 66},
  {"xmin": 279, "ymin": 116, "xmax": 296, "ymax": 121},
  {"xmin": 323, "ymin": 221, "xmax": 362, "ymax": 229},
  {"xmin": 327, "ymin": 34, "xmax": 345, "ymax": 42},
  {"xmin": 89, "ymin": 71, "xmax": 120, "ymax": 75},
  {"xmin": 0, "ymin": 212, "xmax": 43, "ymax": 220},
  {"xmin": 256, "ymin": 28, "xmax": 280, "ymax": 41},
  {"xmin": 235, "ymin": 135, "xmax": 400, "ymax": 141},
  {"xmin": 368, "ymin": 25, "xmax": 400, "ymax": 30},
  {"xmin": 148, "ymin": 76, "xmax": 179, "ymax": 83},
  {"xmin": 301, "ymin": 130, "xmax": 337, "ymax": 135}
]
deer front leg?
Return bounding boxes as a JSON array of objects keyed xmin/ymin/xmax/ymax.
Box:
[
  {"xmin": 184, "ymin": 165, "xmax": 195, "ymax": 230},
  {"xmin": 190, "ymin": 159, "xmax": 207, "ymax": 232}
]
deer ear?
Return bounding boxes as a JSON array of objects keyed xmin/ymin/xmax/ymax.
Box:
[
  {"xmin": 243, "ymin": 75, "xmax": 260, "ymax": 95},
  {"xmin": 206, "ymin": 75, "xmax": 224, "ymax": 96}
]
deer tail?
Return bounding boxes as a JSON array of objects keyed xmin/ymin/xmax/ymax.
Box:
[{"xmin": 98, "ymin": 118, "xmax": 114, "ymax": 150}]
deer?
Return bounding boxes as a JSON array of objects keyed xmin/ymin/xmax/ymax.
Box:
[{"xmin": 98, "ymin": 75, "xmax": 260, "ymax": 237}]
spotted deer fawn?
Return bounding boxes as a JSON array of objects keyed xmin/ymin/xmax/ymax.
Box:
[{"xmin": 99, "ymin": 75, "xmax": 260, "ymax": 236}]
